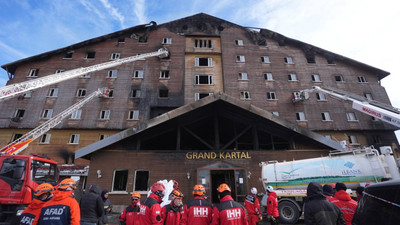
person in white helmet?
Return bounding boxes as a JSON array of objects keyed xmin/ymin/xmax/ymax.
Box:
[
  {"xmin": 266, "ymin": 186, "xmax": 279, "ymax": 225},
  {"xmin": 244, "ymin": 187, "xmax": 262, "ymax": 225}
]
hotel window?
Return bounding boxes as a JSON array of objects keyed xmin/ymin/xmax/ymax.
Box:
[
  {"xmin": 106, "ymin": 89, "xmax": 114, "ymax": 98},
  {"xmin": 348, "ymin": 135, "xmax": 359, "ymax": 145},
  {"xmin": 240, "ymin": 91, "xmax": 250, "ymax": 100},
  {"xmin": 107, "ymin": 70, "xmax": 118, "ymax": 78},
  {"xmin": 159, "ymin": 89, "xmax": 169, "ymax": 98},
  {"xmin": 195, "ymin": 75, "xmax": 213, "ymax": 85},
  {"xmin": 162, "ymin": 38, "xmax": 172, "ymax": 44},
  {"xmin": 47, "ymin": 88, "xmax": 58, "ymax": 97},
  {"xmin": 288, "ymin": 73, "xmax": 298, "ymax": 81},
  {"xmin": 12, "ymin": 133, "xmax": 23, "ymax": 142},
  {"xmin": 28, "ymin": 69, "xmax": 39, "ymax": 77},
  {"xmin": 266, "ymin": 92, "xmax": 277, "ymax": 100},
  {"xmin": 128, "ymin": 110, "xmax": 139, "ymax": 120},
  {"xmin": 130, "ymin": 89, "xmax": 141, "ymax": 98},
  {"xmin": 70, "ymin": 109, "xmax": 82, "ymax": 120},
  {"xmin": 296, "ymin": 112, "xmax": 306, "ymax": 121},
  {"xmin": 261, "ymin": 56, "xmax": 270, "ymax": 63},
  {"xmin": 364, "ymin": 93, "xmax": 373, "ymax": 100},
  {"xmin": 14, "ymin": 109, "xmax": 25, "ymax": 119},
  {"xmin": 306, "ymin": 55, "xmax": 316, "ymax": 64},
  {"xmin": 133, "ymin": 70, "xmax": 144, "ymax": 78},
  {"xmin": 80, "ymin": 74, "xmax": 91, "ymax": 79},
  {"xmin": 311, "ymin": 74, "xmax": 321, "ymax": 82},
  {"xmin": 235, "ymin": 40, "xmax": 244, "ymax": 46},
  {"xmin": 334, "ymin": 75, "xmax": 344, "ymax": 82},
  {"xmin": 85, "ymin": 51, "xmax": 96, "ymax": 59},
  {"xmin": 39, "ymin": 134, "xmax": 51, "ymax": 144},
  {"xmin": 110, "ymin": 53, "xmax": 120, "ymax": 60},
  {"xmin": 272, "ymin": 112, "xmax": 279, "ymax": 116},
  {"xmin": 112, "ymin": 169, "xmax": 128, "ymax": 192},
  {"xmin": 238, "ymin": 73, "xmax": 248, "ymax": 80},
  {"xmin": 55, "ymin": 69, "xmax": 64, "ymax": 74},
  {"xmin": 358, "ymin": 76, "xmax": 367, "ymax": 83},
  {"xmin": 69, "ymin": 134, "xmax": 80, "ymax": 144},
  {"xmin": 346, "ymin": 112, "xmax": 358, "ymax": 121},
  {"xmin": 195, "ymin": 39, "xmax": 212, "ymax": 48},
  {"xmin": 195, "ymin": 93, "xmax": 213, "ymax": 101},
  {"xmin": 63, "ymin": 52, "xmax": 73, "ymax": 59},
  {"xmin": 99, "ymin": 134, "xmax": 109, "ymax": 140},
  {"xmin": 195, "ymin": 57, "xmax": 213, "ymax": 67},
  {"xmin": 117, "ymin": 37, "xmax": 125, "ymax": 43},
  {"xmin": 236, "ymin": 55, "xmax": 245, "ymax": 62},
  {"xmin": 76, "ymin": 89, "xmax": 87, "ymax": 97},
  {"xmin": 41, "ymin": 109, "xmax": 53, "ymax": 119},
  {"xmin": 160, "ymin": 70, "xmax": 170, "ymax": 79},
  {"xmin": 316, "ymin": 93, "xmax": 326, "ymax": 101},
  {"xmin": 321, "ymin": 112, "xmax": 332, "ymax": 121},
  {"xmin": 100, "ymin": 110, "xmax": 110, "ymax": 120},
  {"xmin": 284, "ymin": 57, "xmax": 294, "ymax": 64},
  {"xmin": 134, "ymin": 170, "xmax": 149, "ymax": 192},
  {"xmin": 264, "ymin": 73, "xmax": 273, "ymax": 81}
]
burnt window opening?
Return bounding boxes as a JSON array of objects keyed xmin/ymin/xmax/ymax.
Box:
[
  {"xmin": 327, "ymin": 58, "xmax": 335, "ymax": 64},
  {"xmin": 130, "ymin": 89, "xmax": 141, "ymax": 98},
  {"xmin": 306, "ymin": 55, "xmax": 316, "ymax": 64},
  {"xmin": 334, "ymin": 75, "xmax": 344, "ymax": 82},
  {"xmin": 373, "ymin": 135, "xmax": 382, "ymax": 144},
  {"xmin": 160, "ymin": 71, "xmax": 170, "ymax": 79},
  {"xmin": 134, "ymin": 170, "xmax": 149, "ymax": 191},
  {"xmin": 258, "ymin": 39, "xmax": 267, "ymax": 46},
  {"xmin": 106, "ymin": 90, "xmax": 114, "ymax": 98},
  {"xmin": 12, "ymin": 133, "xmax": 23, "ymax": 142},
  {"xmin": 15, "ymin": 109, "xmax": 25, "ymax": 118},
  {"xmin": 138, "ymin": 36, "xmax": 147, "ymax": 43},
  {"xmin": 112, "ymin": 169, "xmax": 128, "ymax": 192},
  {"xmin": 63, "ymin": 52, "xmax": 73, "ymax": 59},
  {"xmin": 159, "ymin": 89, "xmax": 168, "ymax": 98},
  {"xmin": 195, "ymin": 39, "xmax": 212, "ymax": 48},
  {"xmin": 86, "ymin": 51, "xmax": 96, "ymax": 59},
  {"xmin": 118, "ymin": 37, "xmax": 125, "ymax": 43}
]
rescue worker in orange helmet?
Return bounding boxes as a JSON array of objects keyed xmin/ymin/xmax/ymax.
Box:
[
  {"xmin": 244, "ymin": 187, "xmax": 262, "ymax": 225},
  {"xmin": 137, "ymin": 182, "xmax": 165, "ymax": 225},
  {"xmin": 119, "ymin": 192, "xmax": 141, "ymax": 225},
  {"xmin": 20, "ymin": 183, "xmax": 54, "ymax": 225},
  {"xmin": 36, "ymin": 178, "xmax": 80, "ymax": 225},
  {"xmin": 181, "ymin": 184, "xmax": 213, "ymax": 225},
  {"xmin": 161, "ymin": 190, "xmax": 184, "ymax": 225},
  {"xmin": 211, "ymin": 183, "xmax": 248, "ymax": 225}
]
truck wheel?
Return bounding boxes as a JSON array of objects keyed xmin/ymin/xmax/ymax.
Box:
[{"xmin": 278, "ymin": 201, "xmax": 299, "ymax": 224}]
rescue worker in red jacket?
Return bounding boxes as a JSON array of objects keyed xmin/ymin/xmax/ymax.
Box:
[
  {"xmin": 266, "ymin": 186, "xmax": 279, "ymax": 225},
  {"xmin": 181, "ymin": 184, "xmax": 213, "ymax": 225},
  {"xmin": 119, "ymin": 192, "xmax": 141, "ymax": 225},
  {"xmin": 36, "ymin": 178, "xmax": 80, "ymax": 225},
  {"xmin": 244, "ymin": 187, "xmax": 262, "ymax": 225},
  {"xmin": 331, "ymin": 183, "xmax": 358, "ymax": 225},
  {"xmin": 211, "ymin": 183, "xmax": 248, "ymax": 225},
  {"xmin": 161, "ymin": 190, "xmax": 184, "ymax": 225},
  {"xmin": 137, "ymin": 182, "xmax": 165, "ymax": 225},
  {"xmin": 20, "ymin": 183, "xmax": 54, "ymax": 225}
]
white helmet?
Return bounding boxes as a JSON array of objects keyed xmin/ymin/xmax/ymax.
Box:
[
  {"xmin": 266, "ymin": 185, "xmax": 274, "ymax": 193},
  {"xmin": 251, "ymin": 187, "xmax": 257, "ymax": 195}
]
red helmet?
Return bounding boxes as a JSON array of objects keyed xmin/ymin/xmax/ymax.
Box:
[
  {"xmin": 217, "ymin": 183, "xmax": 231, "ymax": 193},
  {"xmin": 151, "ymin": 182, "xmax": 165, "ymax": 198},
  {"xmin": 193, "ymin": 184, "xmax": 206, "ymax": 196}
]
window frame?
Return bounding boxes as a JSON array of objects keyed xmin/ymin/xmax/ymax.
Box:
[
  {"xmin": 128, "ymin": 110, "xmax": 139, "ymax": 120},
  {"xmin": 195, "ymin": 57, "xmax": 213, "ymax": 67},
  {"xmin": 195, "ymin": 75, "xmax": 213, "ymax": 85},
  {"xmin": 39, "ymin": 133, "xmax": 51, "ymax": 144},
  {"xmin": 107, "ymin": 70, "xmax": 118, "ymax": 78},
  {"xmin": 357, "ymin": 76, "xmax": 368, "ymax": 83},
  {"xmin": 266, "ymin": 92, "xmax": 277, "ymax": 100},
  {"xmin": 47, "ymin": 88, "xmax": 59, "ymax": 97},
  {"xmin": 195, "ymin": 93, "xmax": 213, "ymax": 101},
  {"xmin": 99, "ymin": 110, "xmax": 111, "ymax": 120},
  {"xmin": 70, "ymin": 109, "xmax": 82, "ymax": 120},
  {"xmin": 346, "ymin": 112, "xmax": 358, "ymax": 121},
  {"xmin": 321, "ymin": 112, "xmax": 332, "ymax": 121},
  {"xmin": 99, "ymin": 134, "xmax": 109, "ymax": 140},
  {"xmin": 130, "ymin": 89, "xmax": 141, "ymax": 98},
  {"xmin": 133, "ymin": 170, "xmax": 150, "ymax": 193},
  {"xmin": 162, "ymin": 37, "xmax": 172, "ymax": 44},
  {"xmin": 348, "ymin": 135, "xmax": 359, "ymax": 145},
  {"xmin": 235, "ymin": 40, "xmax": 244, "ymax": 46},
  {"xmin": 160, "ymin": 70, "xmax": 170, "ymax": 79},
  {"xmin": 284, "ymin": 57, "xmax": 294, "ymax": 64},
  {"xmin": 238, "ymin": 72, "xmax": 248, "ymax": 81},
  {"xmin": 133, "ymin": 70, "xmax": 144, "ymax": 78},
  {"xmin": 14, "ymin": 109, "xmax": 25, "ymax": 118},
  {"xmin": 27, "ymin": 69, "xmax": 39, "ymax": 77},
  {"xmin": 76, "ymin": 89, "xmax": 87, "ymax": 97},
  {"xmin": 261, "ymin": 56, "xmax": 270, "ymax": 63},
  {"xmin": 85, "ymin": 51, "xmax": 96, "ymax": 59},
  {"xmin": 334, "ymin": 75, "xmax": 344, "ymax": 82},
  {"xmin": 41, "ymin": 109, "xmax": 53, "ymax": 119},
  {"xmin": 236, "ymin": 55, "xmax": 245, "ymax": 63},
  {"xmin": 111, "ymin": 169, "xmax": 129, "ymax": 193},
  {"xmin": 240, "ymin": 91, "xmax": 251, "ymax": 100},
  {"xmin": 69, "ymin": 134, "xmax": 80, "ymax": 144},
  {"xmin": 316, "ymin": 93, "xmax": 326, "ymax": 101},
  {"xmin": 288, "ymin": 73, "xmax": 298, "ymax": 81},
  {"xmin": 264, "ymin": 72, "xmax": 273, "ymax": 81},
  {"xmin": 311, "ymin": 74, "xmax": 321, "ymax": 82},
  {"xmin": 110, "ymin": 53, "xmax": 121, "ymax": 60},
  {"xmin": 296, "ymin": 112, "xmax": 307, "ymax": 121}
]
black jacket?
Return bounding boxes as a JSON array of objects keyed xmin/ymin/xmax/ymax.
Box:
[
  {"xmin": 304, "ymin": 182, "xmax": 346, "ymax": 225},
  {"xmin": 79, "ymin": 184, "xmax": 104, "ymax": 223}
]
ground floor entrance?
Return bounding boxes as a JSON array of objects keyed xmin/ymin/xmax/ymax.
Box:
[{"xmin": 197, "ymin": 162, "xmax": 247, "ymax": 203}]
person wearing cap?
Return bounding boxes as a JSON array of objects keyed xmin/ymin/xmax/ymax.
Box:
[
  {"xmin": 100, "ymin": 189, "xmax": 112, "ymax": 225},
  {"xmin": 331, "ymin": 183, "xmax": 358, "ymax": 225},
  {"xmin": 137, "ymin": 182, "xmax": 165, "ymax": 225},
  {"xmin": 322, "ymin": 184, "xmax": 335, "ymax": 202},
  {"xmin": 36, "ymin": 178, "xmax": 80, "ymax": 225},
  {"xmin": 20, "ymin": 183, "xmax": 54, "ymax": 225},
  {"xmin": 181, "ymin": 184, "xmax": 213, "ymax": 225},
  {"xmin": 211, "ymin": 183, "xmax": 248, "ymax": 225},
  {"xmin": 161, "ymin": 190, "xmax": 184, "ymax": 225},
  {"xmin": 266, "ymin": 186, "xmax": 279, "ymax": 225},
  {"xmin": 244, "ymin": 187, "xmax": 262, "ymax": 225},
  {"xmin": 80, "ymin": 184, "xmax": 104, "ymax": 225},
  {"xmin": 119, "ymin": 192, "xmax": 141, "ymax": 225},
  {"xmin": 304, "ymin": 182, "xmax": 345, "ymax": 225}
]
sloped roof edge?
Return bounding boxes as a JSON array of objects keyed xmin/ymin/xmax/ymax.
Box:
[{"xmin": 75, "ymin": 92, "xmax": 342, "ymax": 159}]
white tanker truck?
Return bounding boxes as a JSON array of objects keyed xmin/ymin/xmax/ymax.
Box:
[{"xmin": 260, "ymin": 146, "xmax": 400, "ymax": 224}]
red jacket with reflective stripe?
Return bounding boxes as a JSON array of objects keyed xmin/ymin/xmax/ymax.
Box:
[
  {"xmin": 244, "ymin": 194, "xmax": 261, "ymax": 216},
  {"xmin": 20, "ymin": 199, "xmax": 45, "ymax": 225},
  {"xmin": 211, "ymin": 195, "xmax": 248, "ymax": 225},
  {"xmin": 331, "ymin": 190, "xmax": 358, "ymax": 225},
  {"xmin": 119, "ymin": 204, "xmax": 140, "ymax": 225},
  {"xmin": 181, "ymin": 196, "xmax": 213, "ymax": 225},
  {"xmin": 161, "ymin": 203, "xmax": 183, "ymax": 225},
  {"xmin": 137, "ymin": 194, "xmax": 163, "ymax": 225}
]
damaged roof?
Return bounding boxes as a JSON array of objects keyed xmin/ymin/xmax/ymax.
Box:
[
  {"xmin": 1, "ymin": 13, "xmax": 389, "ymax": 79},
  {"xmin": 75, "ymin": 92, "xmax": 342, "ymax": 160}
]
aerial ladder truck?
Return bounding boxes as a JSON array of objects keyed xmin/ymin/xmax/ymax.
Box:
[{"xmin": 0, "ymin": 48, "xmax": 169, "ymax": 224}]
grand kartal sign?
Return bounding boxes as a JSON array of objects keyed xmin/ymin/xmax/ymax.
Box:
[{"xmin": 186, "ymin": 151, "xmax": 251, "ymax": 160}]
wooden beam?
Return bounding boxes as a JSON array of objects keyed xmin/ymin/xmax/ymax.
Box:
[
  {"xmin": 182, "ymin": 126, "xmax": 214, "ymax": 150},
  {"xmin": 221, "ymin": 124, "xmax": 252, "ymax": 150}
]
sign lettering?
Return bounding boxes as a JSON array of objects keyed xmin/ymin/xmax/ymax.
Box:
[{"xmin": 186, "ymin": 151, "xmax": 251, "ymax": 160}]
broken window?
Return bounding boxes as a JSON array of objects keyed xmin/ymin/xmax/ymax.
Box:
[
  {"xmin": 106, "ymin": 89, "xmax": 114, "ymax": 98},
  {"xmin": 240, "ymin": 91, "xmax": 250, "ymax": 100},
  {"xmin": 195, "ymin": 75, "xmax": 213, "ymax": 85},
  {"xmin": 27, "ymin": 69, "xmax": 39, "ymax": 77},
  {"xmin": 160, "ymin": 70, "xmax": 170, "ymax": 79},
  {"xmin": 194, "ymin": 39, "xmax": 212, "ymax": 48},
  {"xmin": 99, "ymin": 110, "xmax": 110, "ymax": 120},
  {"xmin": 12, "ymin": 133, "xmax": 23, "ymax": 142},
  {"xmin": 321, "ymin": 112, "xmax": 332, "ymax": 121},
  {"xmin": 117, "ymin": 37, "xmax": 125, "ymax": 43},
  {"xmin": 306, "ymin": 55, "xmax": 316, "ymax": 64},
  {"xmin": 266, "ymin": 92, "xmax": 277, "ymax": 100},
  {"xmin": 133, "ymin": 170, "xmax": 149, "ymax": 191},
  {"xmin": 14, "ymin": 109, "xmax": 25, "ymax": 119},
  {"xmin": 327, "ymin": 58, "xmax": 335, "ymax": 64},
  {"xmin": 238, "ymin": 73, "xmax": 248, "ymax": 80},
  {"xmin": 63, "ymin": 52, "xmax": 73, "ymax": 59},
  {"xmin": 357, "ymin": 76, "xmax": 367, "ymax": 83},
  {"xmin": 334, "ymin": 75, "xmax": 344, "ymax": 82},
  {"xmin": 69, "ymin": 134, "xmax": 80, "ymax": 144},
  {"xmin": 85, "ymin": 51, "xmax": 96, "ymax": 59},
  {"xmin": 159, "ymin": 89, "xmax": 169, "ymax": 98},
  {"xmin": 195, "ymin": 57, "xmax": 212, "ymax": 67},
  {"xmin": 130, "ymin": 89, "xmax": 141, "ymax": 98},
  {"xmin": 112, "ymin": 169, "xmax": 128, "ymax": 192},
  {"xmin": 110, "ymin": 53, "xmax": 120, "ymax": 60},
  {"xmin": 128, "ymin": 110, "xmax": 139, "ymax": 120},
  {"xmin": 76, "ymin": 89, "xmax": 87, "ymax": 97}
]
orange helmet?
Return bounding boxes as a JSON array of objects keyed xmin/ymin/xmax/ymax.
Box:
[
  {"xmin": 58, "ymin": 178, "xmax": 77, "ymax": 190},
  {"xmin": 171, "ymin": 190, "xmax": 184, "ymax": 199},
  {"xmin": 34, "ymin": 183, "xmax": 55, "ymax": 196},
  {"xmin": 217, "ymin": 183, "xmax": 231, "ymax": 193},
  {"xmin": 193, "ymin": 184, "xmax": 206, "ymax": 196},
  {"xmin": 131, "ymin": 192, "xmax": 141, "ymax": 199}
]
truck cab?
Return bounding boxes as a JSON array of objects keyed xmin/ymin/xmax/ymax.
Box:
[{"xmin": 0, "ymin": 154, "xmax": 58, "ymax": 224}]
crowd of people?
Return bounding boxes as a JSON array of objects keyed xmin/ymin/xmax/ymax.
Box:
[{"xmin": 19, "ymin": 177, "xmax": 363, "ymax": 225}]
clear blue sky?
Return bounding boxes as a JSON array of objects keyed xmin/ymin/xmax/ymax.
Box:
[{"xmin": 0, "ymin": 0, "xmax": 399, "ymax": 139}]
